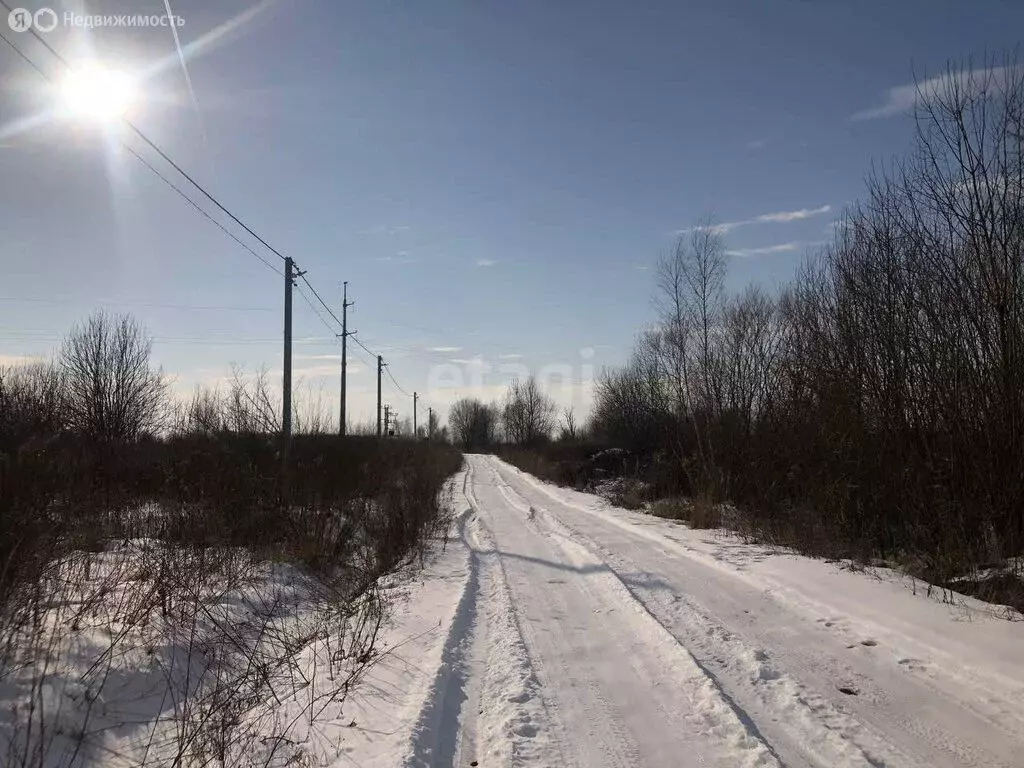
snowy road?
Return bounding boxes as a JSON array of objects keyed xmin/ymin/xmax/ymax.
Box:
[{"xmin": 383, "ymin": 455, "xmax": 1024, "ymax": 768}]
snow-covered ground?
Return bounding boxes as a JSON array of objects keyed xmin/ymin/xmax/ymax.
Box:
[{"xmin": 354, "ymin": 454, "xmax": 1024, "ymax": 767}]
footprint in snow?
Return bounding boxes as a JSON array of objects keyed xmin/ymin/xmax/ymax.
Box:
[{"xmin": 860, "ymin": 639, "xmax": 878, "ymax": 647}]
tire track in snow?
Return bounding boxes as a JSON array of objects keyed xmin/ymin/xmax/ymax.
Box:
[
  {"xmin": 490, "ymin": 456, "xmax": 1023, "ymax": 768},
  {"xmin": 402, "ymin": 498, "xmax": 479, "ymax": 767},
  {"xmin": 475, "ymin": 456, "xmax": 778, "ymax": 767},
  {"xmin": 462, "ymin": 459, "xmax": 561, "ymax": 767},
  {"xmin": 403, "ymin": 461, "xmax": 559, "ymax": 767},
  {"xmin": 504, "ymin": 478, "xmax": 910, "ymax": 768},
  {"xmin": 480, "ymin": 462, "xmax": 653, "ymax": 767}
]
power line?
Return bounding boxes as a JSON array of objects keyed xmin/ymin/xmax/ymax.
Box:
[
  {"xmin": 0, "ymin": 27, "xmax": 282, "ymax": 277},
  {"xmin": 123, "ymin": 145, "xmax": 283, "ymax": 274},
  {"xmin": 295, "ymin": 283, "xmax": 337, "ymax": 338},
  {"xmin": 347, "ymin": 344, "xmax": 376, "ymax": 371},
  {"xmin": 386, "ymin": 366, "xmax": 412, "ymax": 398},
  {"xmin": 294, "ymin": 285, "xmax": 413, "ymax": 399},
  {"xmin": 0, "ymin": 26, "xmax": 47, "ymax": 78},
  {"xmin": 2, "ymin": 18, "xmax": 430, "ymax": 415},
  {"xmin": 350, "ymin": 334, "xmax": 378, "ymax": 360},
  {"xmin": 1, "ymin": 0, "xmax": 290, "ymax": 268},
  {"xmin": 299, "ymin": 274, "xmax": 344, "ymax": 330},
  {"xmin": 295, "ymin": 272, "xmax": 417, "ymax": 396}
]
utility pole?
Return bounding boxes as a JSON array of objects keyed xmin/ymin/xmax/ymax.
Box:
[
  {"xmin": 413, "ymin": 392, "xmax": 418, "ymax": 438},
  {"xmin": 283, "ymin": 257, "xmax": 295, "ymax": 455},
  {"xmin": 428, "ymin": 406, "xmax": 434, "ymax": 439},
  {"xmin": 338, "ymin": 282, "xmax": 355, "ymax": 436},
  {"xmin": 377, "ymin": 355, "xmax": 384, "ymax": 437},
  {"xmin": 282, "ymin": 257, "xmax": 305, "ymax": 494},
  {"xmin": 384, "ymin": 404, "xmax": 391, "ymax": 437}
]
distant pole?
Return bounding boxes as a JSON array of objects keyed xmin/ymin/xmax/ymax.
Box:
[
  {"xmin": 377, "ymin": 355, "xmax": 383, "ymax": 437},
  {"xmin": 339, "ymin": 281, "xmax": 354, "ymax": 436},
  {"xmin": 283, "ymin": 257, "xmax": 294, "ymax": 455},
  {"xmin": 428, "ymin": 406, "xmax": 434, "ymax": 439},
  {"xmin": 384, "ymin": 404, "xmax": 391, "ymax": 436},
  {"xmin": 413, "ymin": 392, "xmax": 418, "ymax": 437}
]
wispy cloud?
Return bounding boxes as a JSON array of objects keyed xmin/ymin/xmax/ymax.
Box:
[
  {"xmin": 726, "ymin": 240, "xmax": 825, "ymax": 258},
  {"xmin": 688, "ymin": 205, "xmax": 832, "ymax": 235},
  {"xmin": 428, "ymin": 346, "xmax": 462, "ymax": 353},
  {"xmin": 724, "ymin": 240, "xmax": 802, "ymax": 259},
  {"xmin": 476, "ymin": 258, "xmax": 497, "ymax": 267},
  {"xmin": 752, "ymin": 206, "xmax": 832, "ymax": 225},
  {"xmin": 851, "ymin": 66, "xmax": 1007, "ymax": 121},
  {"xmin": 745, "ymin": 137, "xmax": 768, "ymax": 150},
  {"xmin": 296, "ymin": 354, "xmax": 340, "ymax": 361},
  {"xmin": 725, "ymin": 242, "xmax": 800, "ymax": 258},
  {"xmin": 498, "ymin": 353, "xmax": 523, "ymax": 360}
]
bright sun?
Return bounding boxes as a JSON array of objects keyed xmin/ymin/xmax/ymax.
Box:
[{"xmin": 60, "ymin": 64, "xmax": 136, "ymax": 123}]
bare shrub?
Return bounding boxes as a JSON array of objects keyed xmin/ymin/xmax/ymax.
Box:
[
  {"xmin": 0, "ymin": 312, "xmax": 465, "ymax": 766},
  {"xmin": 650, "ymin": 498, "xmax": 689, "ymax": 521},
  {"xmin": 60, "ymin": 312, "xmax": 168, "ymax": 442}
]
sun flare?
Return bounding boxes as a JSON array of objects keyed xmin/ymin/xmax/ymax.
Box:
[{"xmin": 59, "ymin": 64, "xmax": 136, "ymax": 123}]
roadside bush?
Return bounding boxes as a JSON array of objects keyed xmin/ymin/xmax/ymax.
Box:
[{"xmin": 0, "ymin": 329, "xmax": 463, "ymax": 766}]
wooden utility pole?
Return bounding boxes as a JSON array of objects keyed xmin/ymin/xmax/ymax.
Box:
[
  {"xmin": 282, "ymin": 257, "xmax": 304, "ymax": 498},
  {"xmin": 338, "ymin": 281, "xmax": 355, "ymax": 436},
  {"xmin": 413, "ymin": 392, "xmax": 418, "ymax": 437},
  {"xmin": 377, "ymin": 355, "xmax": 383, "ymax": 437},
  {"xmin": 428, "ymin": 406, "xmax": 434, "ymax": 439},
  {"xmin": 384, "ymin": 404, "xmax": 391, "ymax": 436},
  {"xmin": 283, "ymin": 257, "xmax": 295, "ymax": 455}
]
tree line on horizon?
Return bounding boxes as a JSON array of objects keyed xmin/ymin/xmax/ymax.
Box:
[
  {"xmin": 596, "ymin": 54, "xmax": 1024, "ymax": 580},
  {"xmin": 466, "ymin": 55, "xmax": 1024, "ymax": 591}
]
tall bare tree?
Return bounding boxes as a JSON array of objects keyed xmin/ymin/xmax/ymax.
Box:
[
  {"xmin": 560, "ymin": 406, "xmax": 578, "ymax": 441},
  {"xmin": 502, "ymin": 376, "xmax": 556, "ymax": 446},
  {"xmin": 448, "ymin": 398, "xmax": 499, "ymax": 450},
  {"xmin": 655, "ymin": 218, "xmax": 728, "ymax": 484}
]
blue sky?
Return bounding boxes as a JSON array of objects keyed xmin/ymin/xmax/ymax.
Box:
[{"xmin": 2, "ymin": 0, "xmax": 1023, "ymax": 427}]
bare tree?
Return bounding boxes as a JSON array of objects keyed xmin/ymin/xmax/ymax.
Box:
[
  {"xmin": 502, "ymin": 376, "xmax": 556, "ymax": 446},
  {"xmin": 448, "ymin": 398, "xmax": 499, "ymax": 450},
  {"xmin": 655, "ymin": 218, "xmax": 728, "ymax": 485},
  {"xmin": 60, "ymin": 312, "xmax": 167, "ymax": 441},
  {"xmin": 560, "ymin": 406, "xmax": 578, "ymax": 441}
]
